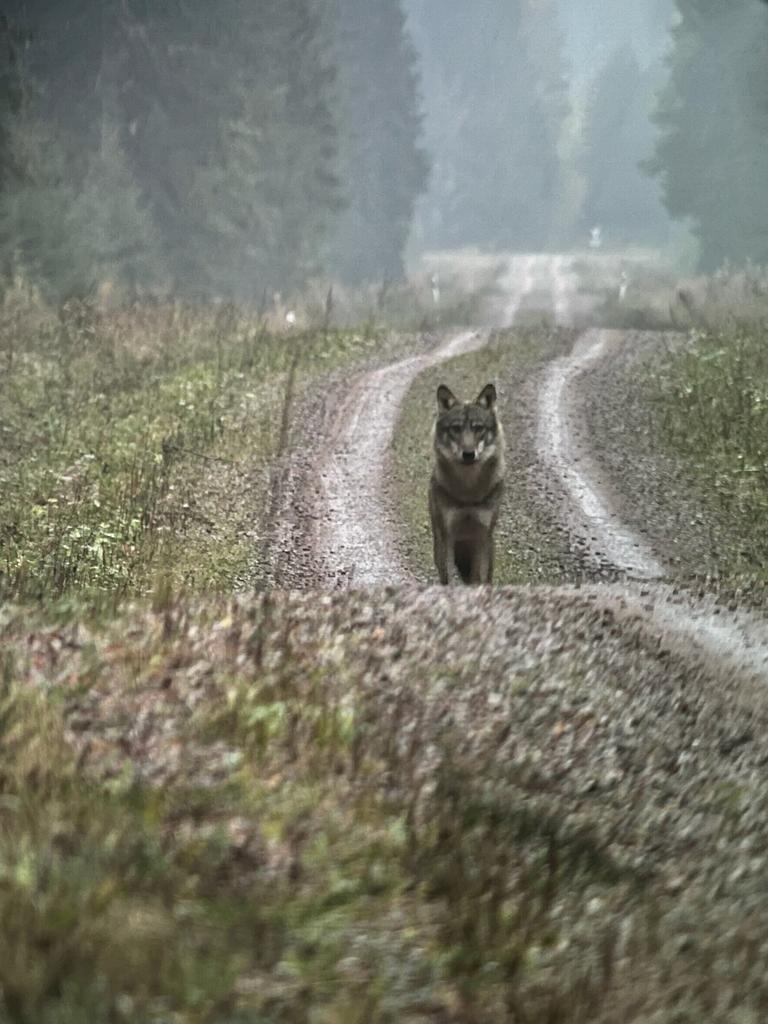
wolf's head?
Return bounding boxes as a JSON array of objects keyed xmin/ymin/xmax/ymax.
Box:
[{"xmin": 434, "ymin": 383, "xmax": 501, "ymax": 467}]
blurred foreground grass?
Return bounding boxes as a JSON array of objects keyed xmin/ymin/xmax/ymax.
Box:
[
  {"xmin": 3, "ymin": 593, "xmax": 768, "ymax": 1022},
  {"xmin": 0, "ymin": 594, "xmax": 665, "ymax": 1024}
]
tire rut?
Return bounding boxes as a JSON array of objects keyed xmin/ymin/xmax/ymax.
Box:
[
  {"xmin": 537, "ymin": 326, "xmax": 768, "ymax": 683},
  {"xmin": 264, "ymin": 252, "xmax": 768, "ymax": 685}
]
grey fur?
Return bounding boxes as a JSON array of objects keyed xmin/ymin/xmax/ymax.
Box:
[{"xmin": 429, "ymin": 383, "xmax": 505, "ymax": 584}]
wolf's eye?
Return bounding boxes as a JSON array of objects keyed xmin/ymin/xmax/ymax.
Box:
[
  {"xmin": 471, "ymin": 423, "xmax": 485, "ymax": 434},
  {"xmin": 450, "ymin": 424, "xmax": 462, "ymax": 435}
]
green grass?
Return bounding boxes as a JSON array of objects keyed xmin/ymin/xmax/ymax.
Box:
[
  {"xmin": 0, "ymin": 295, "xmax": 388, "ymax": 604},
  {"xmin": 650, "ymin": 322, "xmax": 768, "ymax": 577},
  {"xmin": 391, "ymin": 326, "xmax": 578, "ymax": 584}
]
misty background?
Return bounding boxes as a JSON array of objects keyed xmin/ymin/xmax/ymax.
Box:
[{"xmin": 0, "ymin": 0, "xmax": 766, "ymax": 303}]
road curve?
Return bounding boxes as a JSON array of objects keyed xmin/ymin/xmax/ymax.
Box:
[
  {"xmin": 311, "ymin": 253, "xmax": 567, "ymax": 587},
  {"xmin": 537, "ymin": 329, "xmax": 666, "ymax": 580},
  {"xmin": 537, "ymin": 328, "xmax": 768, "ymax": 683},
  {"xmin": 268, "ymin": 250, "xmax": 768, "ymax": 683},
  {"xmin": 312, "ymin": 329, "xmax": 487, "ymax": 587}
]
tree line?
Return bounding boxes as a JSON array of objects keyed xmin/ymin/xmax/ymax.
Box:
[
  {"xmin": 1, "ymin": 0, "xmax": 767, "ymax": 302},
  {"xmin": 0, "ymin": 0, "xmax": 427, "ymax": 302},
  {"xmin": 649, "ymin": 0, "xmax": 768, "ymax": 271},
  {"xmin": 407, "ymin": 0, "xmax": 768, "ymax": 270}
]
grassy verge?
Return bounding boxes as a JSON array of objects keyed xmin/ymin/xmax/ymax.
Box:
[
  {"xmin": 648, "ymin": 322, "xmax": 768, "ymax": 578},
  {"xmin": 0, "ymin": 292, "xmax": 396, "ymax": 605},
  {"xmin": 0, "ymin": 595, "xmax": 646, "ymax": 1023},
  {"xmin": 391, "ymin": 327, "xmax": 578, "ymax": 584}
]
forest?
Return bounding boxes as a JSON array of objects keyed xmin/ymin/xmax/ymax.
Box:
[
  {"xmin": 0, "ymin": 0, "xmax": 766, "ymax": 299},
  {"xmin": 4, "ymin": 5, "xmax": 768, "ymax": 1023}
]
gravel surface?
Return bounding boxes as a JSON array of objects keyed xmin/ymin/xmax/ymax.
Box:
[
  {"xmin": 10, "ymin": 582, "xmax": 768, "ymax": 1018},
  {"xmin": 262, "ymin": 257, "xmax": 768, "ymax": 688}
]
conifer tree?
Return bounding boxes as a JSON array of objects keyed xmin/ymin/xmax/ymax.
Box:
[
  {"xmin": 0, "ymin": 14, "xmax": 25, "ymax": 191},
  {"xmin": 407, "ymin": 0, "xmax": 569, "ymax": 250},
  {"xmin": 4, "ymin": 1, "xmax": 342, "ymax": 299},
  {"xmin": 649, "ymin": 0, "xmax": 768, "ymax": 269},
  {"xmin": 115, "ymin": 0, "xmax": 341, "ymax": 298},
  {"xmin": 77, "ymin": 118, "xmax": 164, "ymax": 294},
  {"xmin": 323, "ymin": 0, "xmax": 428, "ymax": 283},
  {"xmin": 0, "ymin": 105, "xmax": 92, "ymax": 297},
  {"xmin": 2, "ymin": 1, "xmax": 163, "ymax": 296},
  {"xmin": 580, "ymin": 45, "xmax": 668, "ymax": 245}
]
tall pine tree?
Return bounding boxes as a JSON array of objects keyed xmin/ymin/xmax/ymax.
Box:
[
  {"xmin": 580, "ymin": 45, "xmax": 669, "ymax": 245},
  {"xmin": 406, "ymin": 0, "xmax": 570, "ymax": 251},
  {"xmin": 0, "ymin": 14, "xmax": 25, "ymax": 191},
  {"xmin": 323, "ymin": 0, "xmax": 428, "ymax": 283},
  {"xmin": 5, "ymin": 0, "xmax": 342, "ymax": 300},
  {"xmin": 117, "ymin": 0, "xmax": 341, "ymax": 298},
  {"xmin": 2, "ymin": 1, "xmax": 164, "ymax": 297},
  {"xmin": 649, "ymin": 0, "xmax": 768, "ymax": 269}
]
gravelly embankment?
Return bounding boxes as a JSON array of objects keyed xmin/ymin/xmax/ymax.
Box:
[
  {"xmin": 9, "ymin": 581, "xmax": 768, "ymax": 1019},
  {"xmin": 19, "ymin": 584, "xmax": 768, "ymax": 1017}
]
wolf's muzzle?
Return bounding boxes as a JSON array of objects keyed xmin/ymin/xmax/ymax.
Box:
[{"xmin": 462, "ymin": 450, "xmax": 477, "ymax": 464}]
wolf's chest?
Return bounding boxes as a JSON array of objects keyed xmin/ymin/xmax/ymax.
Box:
[{"xmin": 446, "ymin": 505, "xmax": 495, "ymax": 536}]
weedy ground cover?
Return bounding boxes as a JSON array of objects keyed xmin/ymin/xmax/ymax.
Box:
[
  {"xmin": 0, "ymin": 595, "xmax": 691, "ymax": 1023},
  {"xmin": 3, "ymin": 593, "xmax": 767, "ymax": 1023},
  {"xmin": 0, "ymin": 288, "xmax": 392, "ymax": 605},
  {"xmin": 650, "ymin": 321, "xmax": 768, "ymax": 576},
  {"xmin": 0, "ymin": 265, "xmax": 502, "ymax": 607}
]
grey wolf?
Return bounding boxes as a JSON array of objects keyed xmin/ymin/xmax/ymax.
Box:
[{"xmin": 428, "ymin": 382, "xmax": 505, "ymax": 584}]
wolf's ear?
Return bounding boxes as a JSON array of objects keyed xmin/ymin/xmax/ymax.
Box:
[
  {"xmin": 437, "ymin": 385, "xmax": 458, "ymax": 411},
  {"xmin": 475, "ymin": 383, "xmax": 497, "ymax": 409}
]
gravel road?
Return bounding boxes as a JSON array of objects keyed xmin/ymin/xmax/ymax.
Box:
[
  {"xmin": 234, "ymin": 255, "xmax": 768, "ymax": 1013},
  {"xmin": 266, "ymin": 253, "xmax": 768, "ymax": 688}
]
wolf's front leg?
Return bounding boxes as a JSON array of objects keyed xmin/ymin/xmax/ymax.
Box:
[
  {"xmin": 433, "ymin": 529, "xmax": 450, "ymax": 585},
  {"xmin": 469, "ymin": 534, "xmax": 493, "ymax": 584}
]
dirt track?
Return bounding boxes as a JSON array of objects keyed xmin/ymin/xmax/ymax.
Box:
[
  {"xmin": 264, "ymin": 253, "xmax": 768, "ymax": 687},
  {"xmin": 252, "ymin": 255, "xmax": 768, "ymax": 1007}
]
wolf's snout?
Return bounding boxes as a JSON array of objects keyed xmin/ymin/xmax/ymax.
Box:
[{"xmin": 462, "ymin": 450, "xmax": 476, "ymax": 464}]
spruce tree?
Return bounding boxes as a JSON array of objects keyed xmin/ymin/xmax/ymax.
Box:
[
  {"xmin": 7, "ymin": 0, "xmax": 342, "ymax": 300},
  {"xmin": 323, "ymin": 0, "xmax": 428, "ymax": 283},
  {"xmin": 2, "ymin": 1, "xmax": 163, "ymax": 297},
  {"xmin": 580, "ymin": 45, "xmax": 669, "ymax": 245},
  {"xmin": 649, "ymin": 0, "xmax": 768, "ymax": 269},
  {"xmin": 0, "ymin": 105, "xmax": 93, "ymax": 297},
  {"xmin": 76, "ymin": 118, "xmax": 164, "ymax": 295},
  {"xmin": 117, "ymin": 0, "xmax": 341, "ymax": 298},
  {"xmin": 0, "ymin": 14, "xmax": 25, "ymax": 191},
  {"xmin": 407, "ymin": 0, "xmax": 570, "ymax": 251}
]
